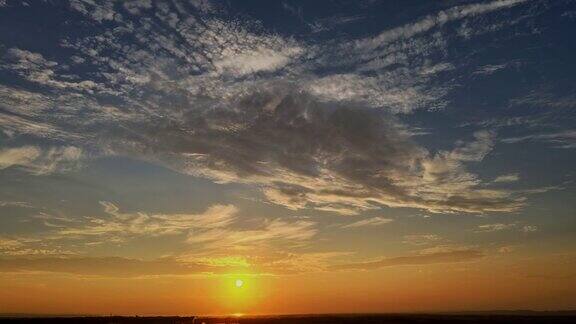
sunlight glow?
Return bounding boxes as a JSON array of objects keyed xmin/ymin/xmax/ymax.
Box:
[{"xmin": 235, "ymin": 279, "xmax": 244, "ymax": 288}]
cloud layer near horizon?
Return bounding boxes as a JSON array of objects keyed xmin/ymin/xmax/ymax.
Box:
[{"xmin": 0, "ymin": 249, "xmax": 485, "ymax": 277}]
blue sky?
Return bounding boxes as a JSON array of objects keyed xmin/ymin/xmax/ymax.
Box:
[{"xmin": 0, "ymin": 0, "xmax": 575, "ymax": 314}]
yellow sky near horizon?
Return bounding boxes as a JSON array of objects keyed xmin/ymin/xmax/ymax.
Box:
[{"xmin": 1, "ymin": 252, "xmax": 575, "ymax": 316}]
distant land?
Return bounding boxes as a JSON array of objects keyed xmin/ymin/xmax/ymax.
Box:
[{"xmin": 1, "ymin": 312, "xmax": 576, "ymax": 323}]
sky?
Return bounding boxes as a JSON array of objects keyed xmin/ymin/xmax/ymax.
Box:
[{"xmin": 0, "ymin": 0, "xmax": 576, "ymax": 316}]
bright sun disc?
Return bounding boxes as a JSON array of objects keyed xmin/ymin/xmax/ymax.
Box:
[{"xmin": 235, "ymin": 279, "xmax": 244, "ymax": 288}]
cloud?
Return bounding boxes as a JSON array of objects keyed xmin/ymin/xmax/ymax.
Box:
[
  {"xmin": 0, "ymin": 201, "xmax": 34, "ymax": 208},
  {"xmin": 522, "ymin": 225, "xmax": 538, "ymax": 233},
  {"xmin": 0, "ymin": 146, "xmax": 40, "ymax": 170},
  {"xmin": 188, "ymin": 0, "xmax": 217, "ymax": 14},
  {"xmin": 473, "ymin": 64, "xmax": 508, "ymax": 75},
  {"xmin": 180, "ymin": 251, "xmax": 352, "ymax": 275},
  {"xmin": 0, "ymin": 84, "xmax": 51, "ymax": 117},
  {"xmin": 254, "ymin": 251, "xmax": 353, "ymax": 274},
  {"xmin": 0, "ymin": 0, "xmax": 539, "ymax": 216},
  {"xmin": 475, "ymin": 223, "xmax": 538, "ymax": 233},
  {"xmin": 341, "ymin": 217, "xmax": 394, "ymax": 228},
  {"xmin": 476, "ymin": 223, "xmax": 517, "ymax": 232},
  {"xmin": 0, "ymin": 0, "xmax": 563, "ymax": 282},
  {"xmin": 50, "ymin": 202, "xmax": 317, "ymax": 251},
  {"xmin": 493, "ymin": 173, "xmax": 520, "ymax": 183},
  {"xmin": 0, "ymin": 237, "xmax": 25, "ymax": 250},
  {"xmin": 305, "ymin": 73, "xmax": 446, "ymax": 113},
  {"xmin": 122, "ymin": 0, "xmax": 153, "ymax": 16},
  {"xmin": 68, "ymin": 0, "xmax": 118, "ymax": 23},
  {"xmin": 461, "ymin": 115, "xmax": 550, "ymax": 130},
  {"xmin": 403, "ymin": 234, "xmax": 443, "ymax": 246},
  {"xmin": 213, "ymin": 46, "xmax": 303, "ymax": 77},
  {"xmin": 3, "ymin": 82, "xmax": 525, "ymax": 214},
  {"xmin": 56, "ymin": 203, "xmax": 239, "ymax": 240},
  {"xmin": 186, "ymin": 218, "xmax": 317, "ymax": 250},
  {"xmin": 354, "ymin": 0, "xmax": 527, "ymax": 51},
  {"xmin": 331, "ymin": 250, "xmax": 484, "ymax": 271},
  {"xmin": 420, "ymin": 63, "xmax": 455, "ymax": 76},
  {"xmin": 502, "ymin": 130, "xmax": 576, "ymax": 149},
  {"xmin": 0, "ymin": 250, "xmax": 354, "ymax": 277},
  {"xmin": 0, "ymin": 236, "xmax": 73, "ymax": 257},
  {"xmin": 0, "ymin": 199, "xmax": 320, "ymax": 265},
  {"xmin": 498, "ymin": 245, "xmax": 516, "ymax": 253},
  {"xmin": 2, "ymin": 48, "xmax": 102, "ymax": 93},
  {"xmin": 509, "ymin": 89, "xmax": 576, "ymax": 109},
  {"xmin": 119, "ymin": 91, "xmax": 521, "ymax": 215},
  {"xmin": 0, "ymin": 146, "xmax": 82, "ymax": 175},
  {"xmin": 0, "ymin": 256, "xmax": 221, "ymax": 277},
  {"xmin": 183, "ymin": 255, "xmax": 250, "ymax": 268},
  {"xmin": 0, "ymin": 249, "xmax": 486, "ymax": 276}
]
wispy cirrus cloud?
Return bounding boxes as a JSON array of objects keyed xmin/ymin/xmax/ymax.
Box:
[
  {"xmin": 502, "ymin": 130, "xmax": 576, "ymax": 149},
  {"xmin": 493, "ymin": 173, "xmax": 520, "ymax": 183},
  {"xmin": 0, "ymin": 201, "xmax": 33, "ymax": 208},
  {"xmin": 331, "ymin": 249, "xmax": 484, "ymax": 271},
  {"xmin": 475, "ymin": 223, "xmax": 538, "ymax": 233},
  {"xmin": 45, "ymin": 201, "xmax": 318, "ymax": 252},
  {"xmin": 0, "ymin": 236, "xmax": 74, "ymax": 257},
  {"xmin": 0, "ymin": 256, "xmax": 219, "ymax": 277},
  {"xmin": 476, "ymin": 223, "xmax": 517, "ymax": 232},
  {"xmin": 473, "ymin": 63, "xmax": 508, "ymax": 76},
  {"xmin": 509, "ymin": 89, "xmax": 576, "ymax": 110},
  {"xmin": 0, "ymin": 250, "xmax": 354, "ymax": 277},
  {"xmin": 56, "ymin": 202, "xmax": 239, "ymax": 239},
  {"xmin": 403, "ymin": 234, "xmax": 443, "ymax": 246},
  {"xmin": 353, "ymin": 0, "xmax": 527, "ymax": 51},
  {"xmin": 341, "ymin": 217, "xmax": 394, "ymax": 228}
]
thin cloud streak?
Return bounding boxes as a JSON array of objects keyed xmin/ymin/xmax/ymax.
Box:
[{"xmin": 331, "ymin": 250, "xmax": 484, "ymax": 271}]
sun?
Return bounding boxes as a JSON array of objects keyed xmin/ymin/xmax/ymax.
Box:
[{"xmin": 235, "ymin": 279, "xmax": 244, "ymax": 288}]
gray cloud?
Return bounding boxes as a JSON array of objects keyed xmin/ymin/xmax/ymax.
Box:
[{"xmin": 128, "ymin": 87, "xmax": 521, "ymax": 214}]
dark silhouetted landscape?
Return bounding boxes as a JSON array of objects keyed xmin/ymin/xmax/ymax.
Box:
[{"xmin": 2, "ymin": 313, "xmax": 576, "ymax": 324}]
